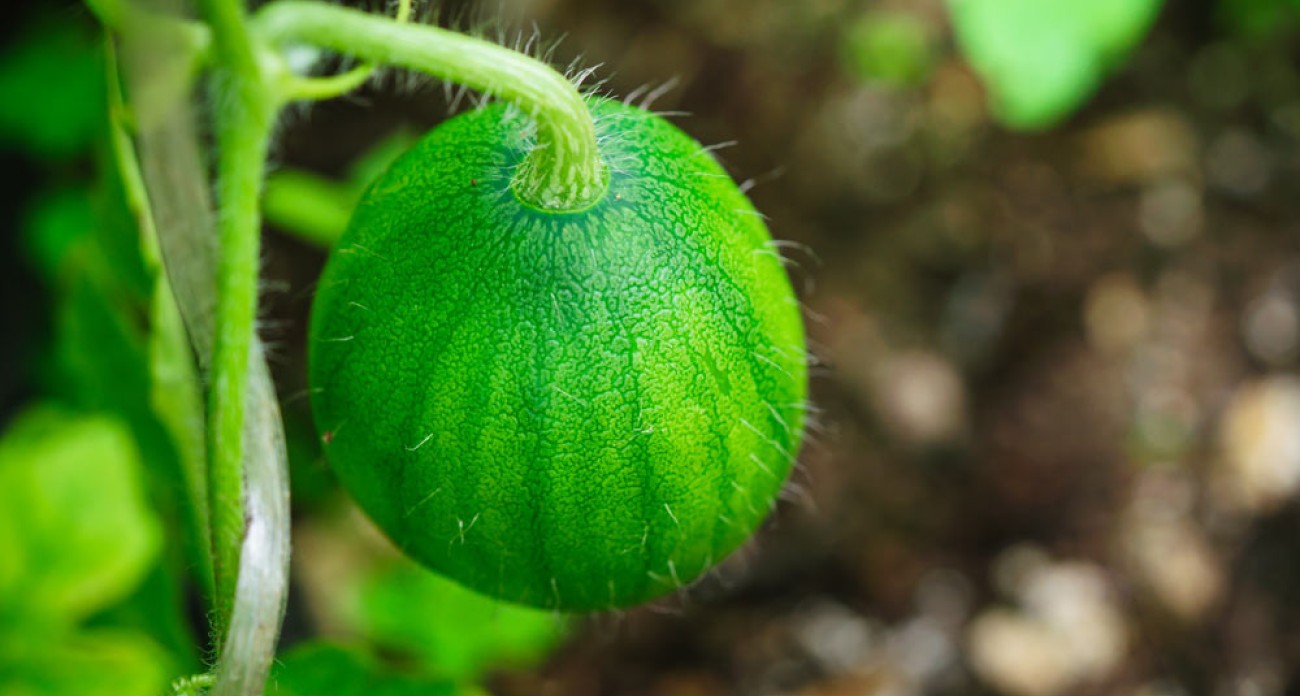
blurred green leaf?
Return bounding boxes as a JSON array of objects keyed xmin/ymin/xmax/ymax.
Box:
[
  {"xmin": 265, "ymin": 130, "xmax": 417, "ymax": 248},
  {"xmin": 263, "ymin": 170, "xmax": 358, "ymax": 247},
  {"xmin": 949, "ymin": 0, "xmax": 1163, "ymax": 129},
  {"xmin": 89, "ymin": 562, "xmax": 199, "ymax": 675},
  {"xmin": 146, "ymin": 283, "xmax": 212, "ymax": 597},
  {"xmin": 49, "ymin": 272, "xmax": 150, "ymax": 432},
  {"xmin": 2, "ymin": 16, "xmax": 201, "ymax": 679},
  {"xmin": 0, "ymin": 408, "xmax": 162, "ymax": 625},
  {"xmin": 0, "ymin": 629, "xmax": 172, "ymax": 696},
  {"xmin": 121, "ymin": 29, "xmax": 206, "ymax": 134},
  {"xmin": 1220, "ymin": 0, "xmax": 1300, "ymax": 37},
  {"xmin": 268, "ymin": 643, "xmax": 474, "ymax": 696},
  {"xmin": 105, "ymin": 47, "xmax": 215, "ymax": 604},
  {"xmin": 841, "ymin": 13, "xmax": 935, "ymax": 87},
  {"xmin": 21, "ymin": 188, "xmax": 97, "ymax": 279},
  {"xmin": 347, "ymin": 130, "xmax": 418, "ymax": 185},
  {"xmin": 0, "ymin": 20, "xmax": 103, "ymax": 158},
  {"xmin": 349, "ymin": 562, "xmax": 566, "ymax": 681},
  {"xmin": 42, "ymin": 198, "xmax": 187, "ymax": 507}
]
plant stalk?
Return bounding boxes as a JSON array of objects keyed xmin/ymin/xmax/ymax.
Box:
[
  {"xmin": 254, "ymin": 0, "xmax": 608, "ymax": 211},
  {"xmin": 105, "ymin": 0, "xmax": 293, "ymax": 692},
  {"xmin": 194, "ymin": 0, "xmax": 277, "ymax": 637}
]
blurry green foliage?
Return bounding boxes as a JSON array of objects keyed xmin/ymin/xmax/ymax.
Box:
[
  {"xmin": 264, "ymin": 130, "xmax": 417, "ymax": 247},
  {"xmin": 21, "ymin": 188, "xmax": 98, "ymax": 279},
  {"xmin": 949, "ymin": 0, "xmax": 1163, "ymax": 129},
  {"xmin": 347, "ymin": 560, "xmax": 566, "ymax": 682},
  {"xmin": 0, "ymin": 410, "xmax": 160, "ymax": 623},
  {"xmin": 263, "ymin": 170, "xmax": 358, "ymax": 247},
  {"xmin": 0, "ymin": 409, "xmax": 173, "ymax": 696},
  {"xmin": 840, "ymin": 12, "xmax": 935, "ymax": 87},
  {"xmin": 2, "ymin": 630, "xmax": 172, "ymax": 696},
  {"xmin": 0, "ymin": 21, "xmax": 104, "ymax": 158},
  {"xmin": 1220, "ymin": 0, "xmax": 1300, "ymax": 36},
  {"xmin": 2, "ymin": 10, "xmax": 207, "ymax": 693},
  {"xmin": 269, "ymin": 643, "xmax": 475, "ymax": 696}
]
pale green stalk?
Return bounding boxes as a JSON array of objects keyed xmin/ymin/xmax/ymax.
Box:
[
  {"xmin": 194, "ymin": 0, "xmax": 276, "ymax": 635},
  {"xmin": 105, "ymin": 38, "xmax": 215, "ymax": 604},
  {"xmin": 85, "ymin": 0, "xmax": 212, "ymax": 55},
  {"xmin": 277, "ymin": 0, "xmax": 412, "ymax": 102}
]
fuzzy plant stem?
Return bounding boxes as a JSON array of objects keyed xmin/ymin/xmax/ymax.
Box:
[
  {"xmin": 190, "ymin": 1, "xmax": 292, "ymax": 694},
  {"xmin": 194, "ymin": 0, "xmax": 276, "ymax": 646},
  {"xmin": 253, "ymin": 0, "xmax": 608, "ymax": 211}
]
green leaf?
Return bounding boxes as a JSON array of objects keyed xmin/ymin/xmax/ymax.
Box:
[
  {"xmin": 89, "ymin": 561, "xmax": 199, "ymax": 677},
  {"xmin": 1220, "ymin": 0, "xmax": 1300, "ymax": 37},
  {"xmin": 0, "ymin": 408, "xmax": 162, "ymax": 625},
  {"xmin": 949, "ymin": 0, "xmax": 1163, "ymax": 129},
  {"xmin": 263, "ymin": 170, "xmax": 358, "ymax": 248},
  {"xmin": 349, "ymin": 562, "xmax": 567, "ymax": 681},
  {"xmin": 0, "ymin": 628, "xmax": 172, "ymax": 696},
  {"xmin": 347, "ymin": 131, "xmax": 419, "ymax": 186},
  {"xmin": 146, "ymin": 282, "xmax": 212, "ymax": 599},
  {"xmin": 264, "ymin": 130, "xmax": 417, "ymax": 248},
  {"xmin": 841, "ymin": 12, "xmax": 935, "ymax": 87},
  {"xmin": 105, "ymin": 47, "xmax": 215, "ymax": 604},
  {"xmin": 0, "ymin": 19, "xmax": 103, "ymax": 158},
  {"xmin": 268, "ymin": 643, "xmax": 472, "ymax": 696},
  {"xmin": 21, "ymin": 188, "xmax": 98, "ymax": 279},
  {"xmin": 48, "ymin": 273, "xmax": 150, "ymax": 430}
]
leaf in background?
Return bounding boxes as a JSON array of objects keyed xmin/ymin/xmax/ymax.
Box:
[
  {"xmin": 264, "ymin": 130, "xmax": 417, "ymax": 248},
  {"xmin": 350, "ymin": 562, "xmax": 567, "ymax": 682},
  {"xmin": 21, "ymin": 188, "xmax": 97, "ymax": 280},
  {"xmin": 268, "ymin": 642, "xmax": 472, "ymax": 696},
  {"xmin": 347, "ymin": 130, "xmax": 418, "ymax": 186},
  {"xmin": 262, "ymin": 170, "xmax": 358, "ymax": 248},
  {"xmin": 949, "ymin": 0, "xmax": 1164, "ymax": 129},
  {"xmin": 16, "ymin": 105, "xmax": 207, "ymax": 673},
  {"xmin": 146, "ymin": 283, "xmax": 212, "ymax": 595},
  {"xmin": 1219, "ymin": 0, "xmax": 1300, "ymax": 37},
  {"xmin": 120, "ymin": 27, "xmax": 206, "ymax": 134},
  {"xmin": 0, "ymin": 629, "xmax": 172, "ymax": 696},
  {"xmin": 0, "ymin": 20, "xmax": 103, "ymax": 158},
  {"xmin": 49, "ymin": 273, "xmax": 153, "ymax": 446},
  {"xmin": 0, "ymin": 408, "xmax": 161, "ymax": 625},
  {"xmin": 88, "ymin": 560, "xmax": 200, "ymax": 675},
  {"xmin": 105, "ymin": 55, "xmax": 216, "ymax": 602},
  {"xmin": 841, "ymin": 12, "xmax": 935, "ymax": 87}
]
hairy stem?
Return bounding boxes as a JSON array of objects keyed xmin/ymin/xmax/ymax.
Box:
[
  {"xmin": 210, "ymin": 354, "xmax": 289, "ymax": 696},
  {"xmin": 194, "ymin": 0, "xmax": 276, "ymax": 640},
  {"xmin": 278, "ymin": 0, "xmax": 412, "ymax": 103},
  {"xmin": 254, "ymin": 0, "xmax": 607, "ymax": 210},
  {"xmin": 112, "ymin": 1, "xmax": 290, "ymax": 692}
]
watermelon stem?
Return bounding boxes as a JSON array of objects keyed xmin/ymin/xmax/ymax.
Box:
[
  {"xmin": 253, "ymin": 0, "xmax": 610, "ymax": 211},
  {"xmin": 195, "ymin": 0, "xmax": 278, "ymax": 646}
]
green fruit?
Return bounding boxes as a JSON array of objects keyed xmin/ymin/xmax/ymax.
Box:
[{"xmin": 309, "ymin": 98, "xmax": 807, "ymax": 611}]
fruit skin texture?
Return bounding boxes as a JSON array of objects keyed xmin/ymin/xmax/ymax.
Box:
[{"xmin": 309, "ymin": 98, "xmax": 807, "ymax": 611}]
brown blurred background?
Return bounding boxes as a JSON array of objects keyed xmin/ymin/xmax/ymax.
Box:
[{"xmin": 251, "ymin": 0, "xmax": 1300, "ymax": 694}]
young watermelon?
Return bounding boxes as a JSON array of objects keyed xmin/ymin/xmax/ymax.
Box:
[{"xmin": 309, "ymin": 98, "xmax": 807, "ymax": 611}]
